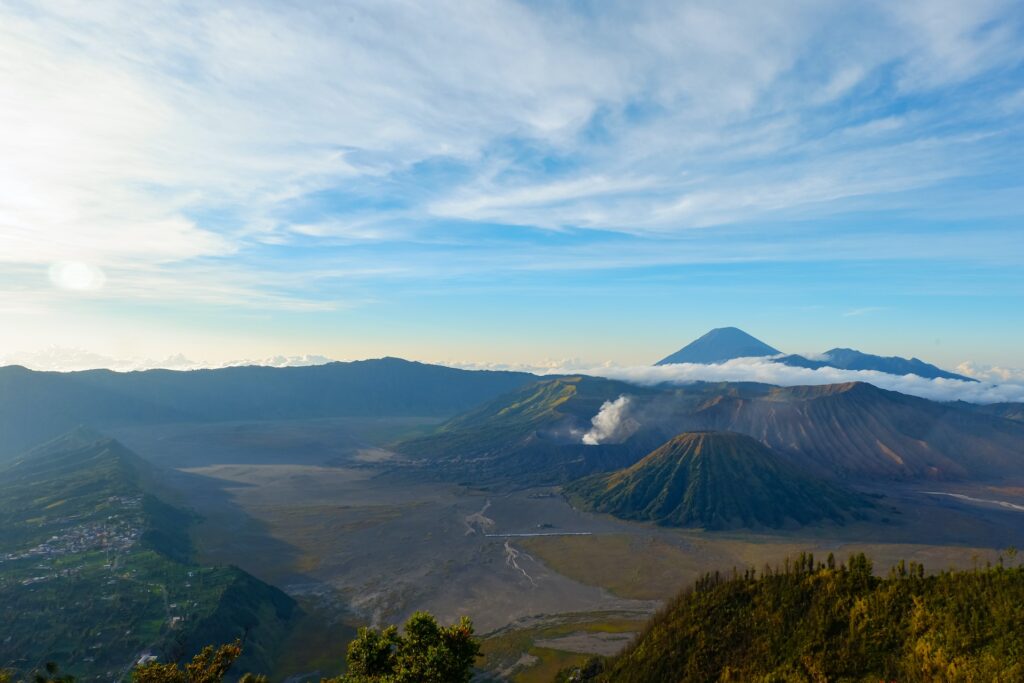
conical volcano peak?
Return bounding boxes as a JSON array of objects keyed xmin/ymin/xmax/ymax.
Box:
[
  {"xmin": 656, "ymin": 327, "xmax": 780, "ymax": 365},
  {"xmin": 566, "ymin": 430, "xmax": 868, "ymax": 529}
]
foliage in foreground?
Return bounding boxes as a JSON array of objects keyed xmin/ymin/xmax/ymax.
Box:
[
  {"xmin": 130, "ymin": 612, "xmax": 479, "ymax": 683},
  {"xmin": 1, "ymin": 612, "xmax": 478, "ymax": 683},
  {"xmin": 560, "ymin": 553, "xmax": 1024, "ymax": 683},
  {"xmin": 330, "ymin": 611, "xmax": 480, "ymax": 683}
]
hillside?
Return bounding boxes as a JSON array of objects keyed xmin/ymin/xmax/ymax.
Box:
[
  {"xmin": 0, "ymin": 430, "xmax": 297, "ymax": 681},
  {"xmin": 566, "ymin": 554, "xmax": 1024, "ymax": 682},
  {"xmin": 564, "ymin": 432, "xmax": 868, "ymax": 529},
  {"xmin": 0, "ymin": 358, "xmax": 535, "ymax": 457},
  {"xmin": 656, "ymin": 327, "xmax": 780, "ymax": 365}
]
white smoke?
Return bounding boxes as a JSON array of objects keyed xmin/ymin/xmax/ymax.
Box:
[
  {"xmin": 582, "ymin": 395, "xmax": 641, "ymax": 445},
  {"xmin": 543, "ymin": 357, "xmax": 1024, "ymax": 405}
]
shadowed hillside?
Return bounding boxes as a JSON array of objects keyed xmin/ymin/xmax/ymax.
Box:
[{"xmin": 564, "ymin": 431, "xmax": 869, "ymax": 529}]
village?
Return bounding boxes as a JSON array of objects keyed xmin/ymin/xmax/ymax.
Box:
[{"xmin": 0, "ymin": 496, "xmax": 144, "ymax": 571}]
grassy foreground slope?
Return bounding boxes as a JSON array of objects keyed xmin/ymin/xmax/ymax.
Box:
[
  {"xmin": 567, "ymin": 553, "xmax": 1024, "ymax": 682},
  {"xmin": 0, "ymin": 430, "xmax": 296, "ymax": 681}
]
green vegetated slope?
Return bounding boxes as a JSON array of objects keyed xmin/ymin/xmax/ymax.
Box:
[
  {"xmin": 0, "ymin": 358, "xmax": 536, "ymax": 457},
  {"xmin": 565, "ymin": 432, "xmax": 869, "ymax": 529},
  {"xmin": 572, "ymin": 554, "xmax": 1024, "ymax": 683},
  {"xmin": 0, "ymin": 429, "xmax": 296, "ymax": 681},
  {"xmin": 395, "ymin": 376, "xmax": 665, "ymax": 486}
]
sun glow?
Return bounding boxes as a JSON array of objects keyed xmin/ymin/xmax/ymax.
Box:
[{"xmin": 48, "ymin": 261, "xmax": 106, "ymax": 291}]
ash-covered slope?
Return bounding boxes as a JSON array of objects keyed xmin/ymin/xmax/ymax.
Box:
[
  {"xmin": 682, "ymin": 382, "xmax": 1024, "ymax": 480},
  {"xmin": 565, "ymin": 431, "xmax": 867, "ymax": 529}
]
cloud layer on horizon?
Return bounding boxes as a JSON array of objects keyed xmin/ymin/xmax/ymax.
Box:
[{"xmin": 539, "ymin": 357, "xmax": 1024, "ymax": 405}]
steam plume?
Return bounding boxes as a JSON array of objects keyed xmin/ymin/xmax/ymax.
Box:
[{"xmin": 582, "ymin": 395, "xmax": 640, "ymax": 445}]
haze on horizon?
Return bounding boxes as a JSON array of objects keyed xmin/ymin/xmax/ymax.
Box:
[{"xmin": 2, "ymin": 1, "xmax": 1023, "ymax": 372}]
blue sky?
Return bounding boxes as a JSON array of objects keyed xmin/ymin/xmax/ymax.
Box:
[{"xmin": 1, "ymin": 0, "xmax": 1023, "ymax": 372}]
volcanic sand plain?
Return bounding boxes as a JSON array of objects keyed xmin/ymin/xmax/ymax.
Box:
[{"xmin": 111, "ymin": 418, "xmax": 1024, "ymax": 681}]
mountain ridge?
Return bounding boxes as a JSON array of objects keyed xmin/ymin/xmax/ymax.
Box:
[
  {"xmin": 0, "ymin": 357, "xmax": 537, "ymax": 457},
  {"xmin": 398, "ymin": 376, "xmax": 1024, "ymax": 486}
]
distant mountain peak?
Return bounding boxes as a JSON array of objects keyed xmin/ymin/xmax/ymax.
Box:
[{"xmin": 656, "ymin": 327, "xmax": 780, "ymax": 365}]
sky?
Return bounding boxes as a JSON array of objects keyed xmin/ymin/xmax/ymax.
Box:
[{"xmin": 1, "ymin": 0, "xmax": 1023, "ymax": 374}]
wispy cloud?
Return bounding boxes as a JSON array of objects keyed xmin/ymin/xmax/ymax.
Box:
[
  {"xmin": 1, "ymin": 0, "xmax": 1022, "ymax": 361},
  {"xmin": 843, "ymin": 307, "xmax": 886, "ymax": 317}
]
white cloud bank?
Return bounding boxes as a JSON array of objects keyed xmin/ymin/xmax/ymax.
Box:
[{"xmin": 539, "ymin": 357, "xmax": 1024, "ymax": 405}]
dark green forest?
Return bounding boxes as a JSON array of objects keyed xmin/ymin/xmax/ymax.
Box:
[{"xmin": 561, "ymin": 553, "xmax": 1024, "ymax": 682}]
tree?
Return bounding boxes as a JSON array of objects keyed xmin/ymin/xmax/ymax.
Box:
[
  {"xmin": 335, "ymin": 612, "xmax": 481, "ymax": 683},
  {"xmin": 132, "ymin": 642, "xmax": 243, "ymax": 683},
  {"xmin": 34, "ymin": 663, "xmax": 74, "ymax": 683}
]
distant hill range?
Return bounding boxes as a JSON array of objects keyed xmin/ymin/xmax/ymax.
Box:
[
  {"xmin": 397, "ymin": 376, "xmax": 1024, "ymax": 489},
  {"xmin": 565, "ymin": 431, "xmax": 869, "ymax": 529},
  {"xmin": 0, "ymin": 429, "xmax": 297, "ymax": 680},
  {"xmin": 0, "ymin": 357, "xmax": 535, "ymax": 457},
  {"xmin": 775, "ymin": 347, "xmax": 975, "ymax": 381},
  {"xmin": 656, "ymin": 327, "xmax": 976, "ymax": 382}
]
